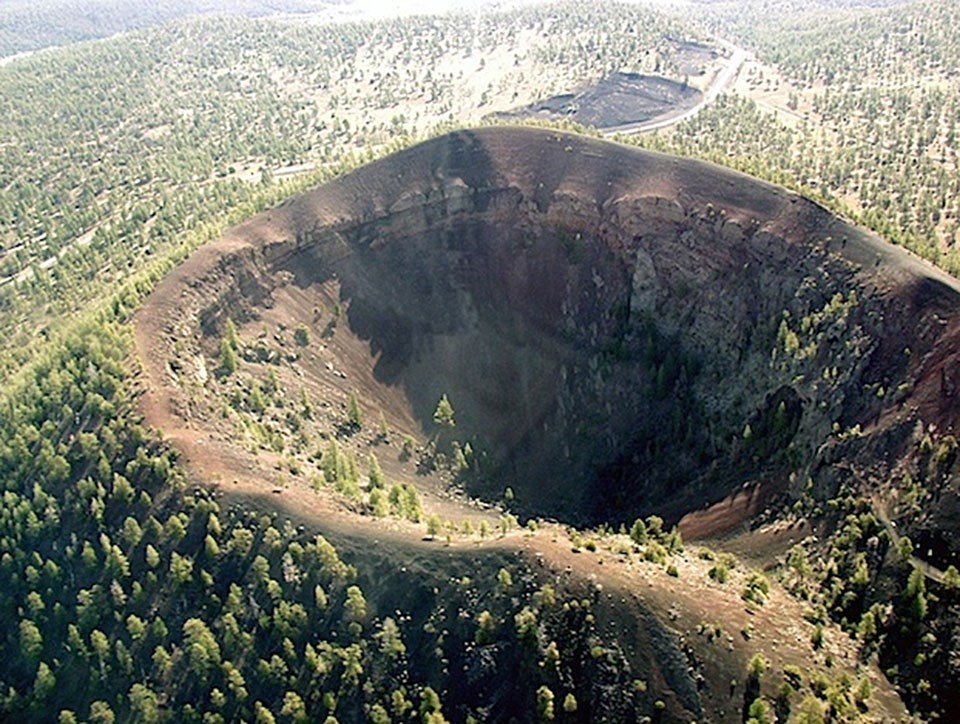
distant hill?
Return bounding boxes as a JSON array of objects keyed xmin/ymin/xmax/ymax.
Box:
[{"xmin": 0, "ymin": 0, "xmax": 338, "ymax": 57}]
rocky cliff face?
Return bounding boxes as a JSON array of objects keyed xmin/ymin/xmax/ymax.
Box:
[{"xmin": 143, "ymin": 127, "xmax": 960, "ymax": 536}]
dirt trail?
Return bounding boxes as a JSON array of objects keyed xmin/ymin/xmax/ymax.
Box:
[{"xmin": 871, "ymin": 494, "xmax": 948, "ymax": 584}]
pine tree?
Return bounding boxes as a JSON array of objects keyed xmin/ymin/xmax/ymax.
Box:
[
  {"xmin": 433, "ymin": 395, "xmax": 455, "ymax": 428},
  {"xmin": 219, "ymin": 337, "xmax": 238, "ymax": 376},
  {"xmin": 368, "ymin": 454, "xmax": 385, "ymax": 489},
  {"xmin": 629, "ymin": 518, "xmax": 647, "ymax": 545},
  {"xmin": 293, "ymin": 324, "xmax": 309, "ymax": 346},
  {"xmin": 224, "ymin": 319, "xmax": 239, "ymax": 350},
  {"xmin": 348, "ymin": 392, "xmax": 362, "ymax": 429}
]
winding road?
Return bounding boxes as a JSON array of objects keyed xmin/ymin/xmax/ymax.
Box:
[{"xmin": 602, "ymin": 40, "xmax": 748, "ymax": 137}]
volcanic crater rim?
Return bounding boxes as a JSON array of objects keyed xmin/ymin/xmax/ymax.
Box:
[{"xmin": 137, "ymin": 126, "xmax": 960, "ymax": 532}]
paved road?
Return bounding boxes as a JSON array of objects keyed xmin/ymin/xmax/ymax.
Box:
[{"xmin": 602, "ymin": 41, "xmax": 748, "ymax": 137}]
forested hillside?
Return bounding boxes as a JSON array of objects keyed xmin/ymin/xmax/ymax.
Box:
[{"xmin": 643, "ymin": 0, "xmax": 960, "ymax": 272}]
